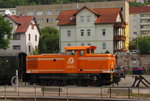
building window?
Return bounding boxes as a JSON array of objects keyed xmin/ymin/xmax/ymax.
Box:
[
  {"xmin": 29, "ymin": 45, "xmax": 31, "ymax": 52},
  {"xmin": 102, "ymin": 43, "xmax": 106, "ymax": 49},
  {"xmin": 27, "ymin": 11, "xmax": 34, "ymax": 16},
  {"xmin": 13, "ymin": 45, "xmax": 21, "ymax": 50},
  {"xmin": 55, "ymin": 10, "xmax": 60, "ymax": 15},
  {"xmin": 80, "ymin": 30, "xmax": 84, "ymax": 36},
  {"xmin": 46, "ymin": 18, "xmax": 54, "ymax": 23},
  {"xmin": 102, "ymin": 29, "xmax": 106, "ymax": 36},
  {"xmin": 9, "ymin": 23, "xmax": 13, "ymax": 27},
  {"xmin": 81, "ymin": 43, "xmax": 84, "ymax": 46},
  {"xmin": 29, "ymin": 34, "xmax": 30, "ymax": 41},
  {"xmin": 133, "ymin": 20, "xmax": 137, "ymax": 24},
  {"xmin": 80, "ymin": 16, "xmax": 84, "ymax": 22},
  {"xmin": 35, "ymin": 35, "xmax": 37, "ymax": 41},
  {"xmin": 87, "ymin": 29, "xmax": 91, "ymax": 36},
  {"xmin": 35, "ymin": 46, "xmax": 38, "ymax": 50},
  {"xmin": 67, "ymin": 30, "xmax": 71, "ymax": 37},
  {"xmin": 133, "ymin": 32, "xmax": 137, "ymax": 35},
  {"xmin": 133, "ymin": 26, "xmax": 137, "ymax": 30},
  {"xmin": 87, "ymin": 43, "xmax": 91, "ymax": 46},
  {"xmin": 140, "ymin": 14, "xmax": 144, "ymax": 17},
  {"xmin": 36, "ymin": 18, "xmax": 43, "ymax": 23},
  {"xmin": 46, "ymin": 11, "xmax": 52, "ymax": 15},
  {"xmin": 31, "ymin": 23, "xmax": 34, "ymax": 30},
  {"xmin": 17, "ymin": 12, "xmax": 24, "ymax": 15},
  {"xmin": 67, "ymin": 43, "xmax": 71, "ymax": 46},
  {"xmin": 13, "ymin": 34, "xmax": 20, "ymax": 40},
  {"xmin": 37, "ymin": 11, "xmax": 43, "ymax": 16},
  {"xmin": 87, "ymin": 16, "xmax": 91, "ymax": 22},
  {"xmin": 141, "ymin": 26, "xmax": 144, "ymax": 29}
]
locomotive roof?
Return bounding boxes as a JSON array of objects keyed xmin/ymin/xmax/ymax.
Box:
[
  {"xmin": 0, "ymin": 50, "xmax": 26, "ymax": 56},
  {"xmin": 64, "ymin": 46, "xmax": 96, "ymax": 50}
]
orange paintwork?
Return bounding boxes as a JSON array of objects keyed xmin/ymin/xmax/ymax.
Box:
[{"xmin": 26, "ymin": 46, "xmax": 116, "ymax": 74}]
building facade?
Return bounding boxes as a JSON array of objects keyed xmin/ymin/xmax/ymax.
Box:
[
  {"xmin": 129, "ymin": 6, "xmax": 150, "ymax": 40},
  {"xmin": 16, "ymin": 1, "xmax": 129, "ymax": 51},
  {"xmin": 57, "ymin": 6, "xmax": 126, "ymax": 53},
  {"xmin": 5, "ymin": 15, "xmax": 40, "ymax": 55}
]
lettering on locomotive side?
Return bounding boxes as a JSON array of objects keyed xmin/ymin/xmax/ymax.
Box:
[{"xmin": 67, "ymin": 66, "xmax": 75, "ymax": 68}]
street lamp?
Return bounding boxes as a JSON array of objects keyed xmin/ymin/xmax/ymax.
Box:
[
  {"xmin": 136, "ymin": 36, "xmax": 138, "ymax": 54},
  {"xmin": 134, "ymin": 33, "xmax": 141, "ymax": 66},
  {"xmin": 134, "ymin": 33, "xmax": 139, "ymax": 54}
]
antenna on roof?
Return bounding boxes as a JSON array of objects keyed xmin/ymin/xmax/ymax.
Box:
[
  {"xmin": 19, "ymin": 13, "xmax": 24, "ymax": 16},
  {"xmin": 76, "ymin": 3, "xmax": 79, "ymax": 9}
]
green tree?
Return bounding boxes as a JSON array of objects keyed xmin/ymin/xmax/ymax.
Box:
[
  {"xmin": 129, "ymin": 39, "xmax": 136, "ymax": 51},
  {"xmin": 78, "ymin": 0, "xmax": 90, "ymax": 2},
  {"xmin": 129, "ymin": 2, "xmax": 145, "ymax": 7},
  {"xmin": 0, "ymin": 0, "xmax": 29, "ymax": 8},
  {"xmin": 0, "ymin": 15, "xmax": 12, "ymax": 49},
  {"xmin": 38, "ymin": 27, "xmax": 59, "ymax": 53},
  {"xmin": 138, "ymin": 36, "xmax": 150, "ymax": 54}
]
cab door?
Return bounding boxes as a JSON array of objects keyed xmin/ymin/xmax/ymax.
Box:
[{"xmin": 65, "ymin": 50, "xmax": 78, "ymax": 73}]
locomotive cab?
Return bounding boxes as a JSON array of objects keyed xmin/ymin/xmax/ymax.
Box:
[{"xmin": 64, "ymin": 46, "xmax": 96, "ymax": 73}]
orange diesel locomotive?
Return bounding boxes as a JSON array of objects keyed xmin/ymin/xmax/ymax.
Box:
[{"xmin": 24, "ymin": 46, "xmax": 117, "ymax": 86}]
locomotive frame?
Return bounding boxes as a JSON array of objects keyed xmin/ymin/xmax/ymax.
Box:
[
  {"xmin": 24, "ymin": 46, "xmax": 119, "ymax": 86},
  {"xmin": 0, "ymin": 46, "xmax": 121, "ymax": 86}
]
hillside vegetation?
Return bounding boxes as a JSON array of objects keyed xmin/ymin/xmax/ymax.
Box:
[{"xmin": 1, "ymin": 0, "xmax": 149, "ymax": 8}]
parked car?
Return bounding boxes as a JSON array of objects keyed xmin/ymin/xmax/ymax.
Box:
[
  {"xmin": 129, "ymin": 50, "xmax": 139, "ymax": 54},
  {"xmin": 132, "ymin": 66, "xmax": 144, "ymax": 75}
]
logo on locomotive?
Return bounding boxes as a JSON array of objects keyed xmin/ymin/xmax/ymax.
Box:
[{"xmin": 68, "ymin": 57, "xmax": 74, "ymax": 64}]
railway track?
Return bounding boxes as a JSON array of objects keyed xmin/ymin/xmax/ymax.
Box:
[{"xmin": 0, "ymin": 96, "xmax": 142, "ymax": 101}]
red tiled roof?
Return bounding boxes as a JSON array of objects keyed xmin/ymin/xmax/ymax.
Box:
[
  {"xmin": 7, "ymin": 15, "xmax": 34, "ymax": 33},
  {"xmin": 57, "ymin": 7, "xmax": 122, "ymax": 25},
  {"xmin": 57, "ymin": 10, "xmax": 77, "ymax": 25},
  {"xmin": 130, "ymin": 6, "xmax": 150, "ymax": 14},
  {"xmin": 73, "ymin": 6, "xmax": 100, "ymax": 16}
]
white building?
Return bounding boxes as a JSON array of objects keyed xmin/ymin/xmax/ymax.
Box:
[
  {"xmin": 5, "ymin": 15, "xmax": 40, "ymax": 55},
  {"xmin": 57, "ymin": 6, "xmax": 126, "ymax": 53},
  {"xmin": 129, "ymin": 6, "xmax": 150, "ymax": 41},
  {"xmin": 0, "ymin": 8, "xmax": 16, "ymax": 16}
]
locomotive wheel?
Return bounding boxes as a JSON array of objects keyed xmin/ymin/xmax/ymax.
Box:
[
  {"xmin": 61, "ymin": 80, "xmax": 67, "ymax": 86},
  {"xmin": 76, "ymin": 80, "xmax": 82, "ymax": 86}
]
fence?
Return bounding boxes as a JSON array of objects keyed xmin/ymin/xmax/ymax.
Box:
[{"xmin": 0, "ymin": 85, "xmax": 149, "ymax": 100}]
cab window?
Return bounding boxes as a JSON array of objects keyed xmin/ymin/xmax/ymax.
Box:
[
  {"xmin": 86, "ymin": 49, "xmax": 90, "ymax": 54},
  {"xmin": 91, "ymin": 49, "xmax": 94, "ymax": 54},
  {"xmin": 79, "ymin": 50, "xmax": 84, "ymax": 56},
  {"xmin": 66, "ymin": 50, "xmax": 76, "ymax": 55}
]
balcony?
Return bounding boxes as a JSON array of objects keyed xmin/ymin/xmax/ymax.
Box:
[
  {"xmin": 141, "ymin": 22, "xmax": 150, "ymax": 25},
  {"xmin": 141, "ymin": 28, "xmax": 150, "ymax": 31},
  {"xmin": 114, "ymin": 49, "xmax": 127, "ymax": 53},
  {"xmin": 114, "ymin": 35, "xmax": 126, "ymax": 41},
  {"xmin": 114, "ymin": 22, "xmax": 126, "ymax": 28},
  {"xmin": 141, "ymin": 17, "xmax": 150, "ymax": 20}
]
